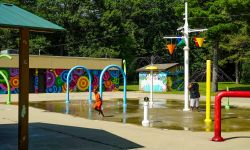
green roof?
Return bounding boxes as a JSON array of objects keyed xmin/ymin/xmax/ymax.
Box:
[{"xmin": 0, "ymin": 3, "xmax": 64, "ymax": 31}]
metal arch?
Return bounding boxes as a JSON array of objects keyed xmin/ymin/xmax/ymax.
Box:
[
  {"xmin": 66, "ymin": 66, "xmax": 92, "ymax": 103},
  {"xmin": 0, "ymin": 54, "xmax": 12, "ymax": 104},
  {"xmin": 0, "ymin": 54, "xmax": 12, "ymax": 59},
  {"xmin": 99, "ymin": 64, "xmax": 127, "ymax": 106},
  {"xmin": 0, "ymin": 71, "xmax": 11, "ymax": 104}
]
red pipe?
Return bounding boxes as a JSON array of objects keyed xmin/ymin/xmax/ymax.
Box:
[{"xmin": 211, "ymin": 91, "xmax": 250, "ymax": 142}]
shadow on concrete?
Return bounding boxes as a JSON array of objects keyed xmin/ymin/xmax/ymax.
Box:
[
  {"xmin": 224, "ymin": 136, "xmax": 250, "ymax": 141},
  {"xmin": 0, "ymin": 123, "xmax": 143, "ymax": 150}
]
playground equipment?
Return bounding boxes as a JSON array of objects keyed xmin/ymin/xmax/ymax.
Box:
[
  {"xmin": 66, "ymin": 66, "xmax": 92, "ymax": 103},
  {"xmin": 145, "ymin": 56, "xmax": 158, "ymax": 106},
  {"xmin": 34, "ymin": 69, "xmax": 39, "ymax": 93},
  {"xmin": 142, "ymin": 97, "xmax": 150, "ymax": 127},
  {"xmin": 99, "ymin": 64, "xmax": 127, "ymax": 106},
  {"xmin": 0, "ymin": 3, "xmax": 65, "ymax": 149},
  {"xmin": 194, "ymin": 32, "xmax": 206, "ymax": 47},
  {"xmin": 225, "ymin": 87, "xmax": 230, "ymax": 109},
  {"xmin": 0, "ymin": 54, "xmax": 12, "ymax": 104},
  {"xmin": 123, "ymin": 105, "xmax": 126, "ymax": 123},
  {"xmin": 211, "ymin": 91, "xmax": 250, "ymax": 142},
  {"xmin": 166, "ymin": 38, "xmax": 176, "ymax": 55},
  {"xmin": 177, "ymin": 35, "xmax": 186, "ymax": 47},
  {"xmin": 195, "ymin": 37, "xmax": 205, "ymax": 47},
  {"xmin": 123, "ymin": 59, "xmax": 126, "ymax": 75},
  {"xmin": 204, "ymin": 60, "xmax": 212, "ymax": 123},
  {"xmin": 164, "ymin": 2, "xmax": 207, "ymax": 111}
]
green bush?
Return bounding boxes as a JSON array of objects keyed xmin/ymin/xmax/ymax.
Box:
[{"xmin": 241, "ymin": 61, "xmax": 250, "ymax": 83}]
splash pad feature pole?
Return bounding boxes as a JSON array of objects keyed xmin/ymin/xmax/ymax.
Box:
[
  {"xmin": 99, "ymin": 65, "xmax": 127, "ymax": 106},
  {"xmin": 145, "ymin": 59, "xmax": 158, "ymax": 106},
  {"xmin": 142, "ymin": 97, "xmax": 150, "ymax": 127},
  {"xmin": 225, "ymin": 87, "xmax": 230, "ymax": 109},
  {"xmin": 163, "ymin": 1, "xmax": 207, "ymax": 111},
  {"xmin": 204, "ymin": 60, "xmax": 212, "ymax": 123},
  {"xmin": 0, "ymin": 71, "xmax": 11, "ymax": 104},
  {"xmin": 123, "ymin": 60, "xmax": 126, "ymax": 75},
  {"xmin": 211, "ymin": 91, "xmax": 250, "ymax": 142},
  {"xmin": 0, "ymin": 54, "xmax": 12, "ymax": 104},
  {"xmin": 66, "ymin": 66, "xmax": 92, "ymax": 104}
]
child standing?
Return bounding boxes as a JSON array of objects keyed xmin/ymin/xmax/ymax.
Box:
[
  {"xmin": 93, "ymin": 88, "xmax": 104, "ymax": 117},
  {"xmin": 188, "ymin": 82, "xmax": 200, "ymax": 111}
]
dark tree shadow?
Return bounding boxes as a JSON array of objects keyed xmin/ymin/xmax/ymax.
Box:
[{"xmin": 0, "ymin": 123, "xmax": 143, "ymax": 150}]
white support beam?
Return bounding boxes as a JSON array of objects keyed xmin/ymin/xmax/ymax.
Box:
[{"xmin": 163, "ymin": 1, "xmax": 207, "ymax": 111}]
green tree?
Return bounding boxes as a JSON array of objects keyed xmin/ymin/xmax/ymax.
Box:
[
  {"xmin": 183, "ymin": 0, "xmax": 249, "ymax": 91},
  {"xmin": 220, "ymin": 0, "xmax": 250, "ymax": 84}
]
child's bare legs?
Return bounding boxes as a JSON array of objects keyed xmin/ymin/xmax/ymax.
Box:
[
  {"xmin": 95, "ymin": 108, "xmax": 104, "ymax": 117},
  {"xmin": 99, "ymin": 110, "xmax": 104, "ymax": 117}
]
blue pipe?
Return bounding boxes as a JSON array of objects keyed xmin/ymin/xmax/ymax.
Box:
[
  {"xmin": 66, "ymin": 66, "xmax": 92, "ymax": 103},
  {"xmin": 99, "ymin": 64, "xmax": 127, "ymax": 106}
]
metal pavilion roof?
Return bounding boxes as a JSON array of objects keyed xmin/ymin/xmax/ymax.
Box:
[
  {"xmin": 0, "ymin": 3, "xmax": 64, "ymax": 149},
  {"xmin": 136, "ymin": 63, "xmax": 179, "ymax": 72},
  {"xmin": 0, "ymin": 3, "xmax": 64, "ymax": 31}
]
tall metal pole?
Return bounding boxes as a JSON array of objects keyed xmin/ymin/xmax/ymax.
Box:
[
  {"xmin": 205, "ymin": 60, "xmax": 212, "ymax": 122},
  {"xmin": 150, "ymin": 69, "xmax": 153, "ymax": 104},
  {"xmin": 163, "ymin": 1, "xmax": 207, "ymax": 111},
  {"xmin": 183, "ymin": 1, "xmax": 190, "ymax": 111},
  {"xmin": 18, "ymin": 28, "xmax": 29, "ymax": 150},
  {"xmin": 149, "ymin": 56, "xmax": 154, "ymax": 105}
]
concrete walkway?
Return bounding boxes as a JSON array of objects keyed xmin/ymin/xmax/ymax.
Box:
[{"xmin": 1, "ymin": 92, "xmax": 250, "ymax": 150}]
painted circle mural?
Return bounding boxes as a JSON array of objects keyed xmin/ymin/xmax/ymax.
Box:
[
  {"xmin": 10, "ymin": 76, "xmax": 19, "ymax": 88},
  {"xmin": 112, "ymin": 78, "xmax": 119, "ymax": 84},
  {"xmin": 56, "ymin": 76, "xmax": 63, "ymax": 86},
  {"xmin": 10, "ymin": 68, "xmax": 19, "ymax": 76},
  {"xmin": 34, "ymin": 77, "xmax": 39, "ymax": 86},
  {"xmin": 62, "ymin": 83, "xmax": 73, "ymax": 92},
  {"xmin": 0, "ymin": 83, "xmax": 15, "ymax": 91},
  {"xmin": 0, "ymin": 69, "xmax": 9, "ymax": 83},
  {"xmin": 92, "ymin": 70, "xmax": 99, "ymax": 76},
  {"xmin": 70, "ymin": 81, "xmax": 77, "ymax": 89},
  {"xmin": 103, "ymin": 72, "xmax": 110, "ymax": 81},
  {"xmin": 57, "ymin": 86, "xmax": 62, "ymax": 93},
  {"xmin": 73, "ymin": 69, "xmax": 84, "ymax": 76},
  {"xmin": 46, "ymin": 87, "xmax": 54, "ymax": 93},
  {"xmin": 72, "ymin": 74, "xmax": 79, "ymax": 82},
  {"xmin": 46, "ymin": 71, "xmax": 55, "ymax": 88},
  {"xmin": 115, "ymin": 84, "xmax": 119, "ymax": 89},
  {"xmin": 46, "ymin": 85, "xmax": 59, "ymax": 93},
  {"xmin": 104, "ymin": 80, "xmax": 112, "ymax": 88},
  {"xmin": 110, "ymin": 70, "xmax": 119, "ymax": 78},
  {"xmin": 111, "ymin": 84, "xmax": 115, "ymax": 91},
  {"xmin": 55, "ymin": 69, "xmax": 64, "ymax": 76},
  {"xmin": 77, "ymin": 76, "xmax": 89, "ymax": 91},
  {"xmin": 92, "ymin": 76, "xmax": 98, "ymax": 87},
  {"xmin": 60, "ymin": 70, "xmax": 71, "ymax": 83}
]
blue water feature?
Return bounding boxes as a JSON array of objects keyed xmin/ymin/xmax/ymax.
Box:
[
  {"xmin": 66, "ymin": 66, "xmax": 92, "ymax": 103},
  {"xmin": 99, "ymin": 65, "xmax": 127, "ymax": 106}
]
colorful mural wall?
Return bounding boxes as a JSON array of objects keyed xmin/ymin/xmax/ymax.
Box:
[
  {"xmin": 46, "ymin": 69, "xmax": 120, "ymax": 93},
  {"xmin": 0, "ymin": 68, "xmax": 120, "ymax": 94},
  {"xmin": 0, "ymin": 68, "xmax": 19, "ymax": 94},
  {"xmin": 139, "ymin": 69, "xmax": 184, "ymax": 92},
  {"xmin": 139, "ymin": 72, "xmax": 167, "ymax": 92}
]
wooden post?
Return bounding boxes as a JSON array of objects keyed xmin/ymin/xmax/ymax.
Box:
[{"xmin": 18, "ymin": 28, "xmax": 29, "ymax": 150}]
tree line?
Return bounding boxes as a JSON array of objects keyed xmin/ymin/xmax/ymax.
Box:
[{"xmin": 1, "ymin": 0, "xmax": 249, "ymax": 91}]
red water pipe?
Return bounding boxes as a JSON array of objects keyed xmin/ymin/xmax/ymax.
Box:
[{"xmin": 211, "ymin": 91, "xmax": 250, "ymax": 142}]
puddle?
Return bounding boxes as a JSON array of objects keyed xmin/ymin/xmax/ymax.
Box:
[{"xmin": 27, "ymin": 99, "xmax": 250, "ymax": 132}]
